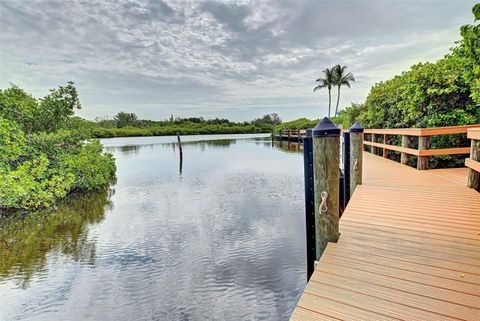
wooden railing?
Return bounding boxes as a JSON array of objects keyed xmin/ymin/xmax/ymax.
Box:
[
  {"xmin": 277, "ymin": 128, "xmax": 306, "ymax": 141},
  {"xmin": 466, "ymin": 128, "xmax": 480, "ymax": 190},
  {"xmin": 363, "ymin": 124, "xmax": 480, "ymax": 170}
]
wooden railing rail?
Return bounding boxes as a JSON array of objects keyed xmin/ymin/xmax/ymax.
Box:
[
  {"xmin": 466, "ymin": 128, "xmax": 480, "ymax": 190},
  {"xmin": 363, "ymin": 124, "xmax": 480, "ymax": 170}
]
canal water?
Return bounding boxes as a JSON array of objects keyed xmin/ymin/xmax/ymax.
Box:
[{"xmin": 0, "ymin": 134, "xmax": 306, "ymax": 321}]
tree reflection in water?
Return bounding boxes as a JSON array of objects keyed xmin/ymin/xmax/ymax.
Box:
[{"xmin": 0, "ymin": 189, "xmax": 114, "ymax": 288}]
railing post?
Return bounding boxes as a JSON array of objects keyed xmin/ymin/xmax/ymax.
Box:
[
  {"xmin": 303, "ymin": 130, "xmax": 316, "ymax": 280},
  {"xmin": 383, "ymin": 134, "xmax": 389, "ymax": 158},
  {"xmin": 312, "ymin": 117, "xmax": 340, "ymax": 259},
  {"xmin": 288, "ymin": 128, "xmax": 291, "ymax": 142},
  {"xmin": 467, "ymin": 138, "xmax": 480, "ymax": 190},
  {"xmin": 349, "ymin": 122, "xmax": 364, "ymax": 199},
  {"xmin": 297, "ymin": 127, "xmax": 301, "ymax": 142},
  {"xmin": 401, "ymin": 135, "xmax": 411, "ymax": 165},
  {"xmin": 417, "ymin": 136, "xmax": 430, "ymax": 170},
  {"xmin": 371, "ymin": 134, "xmax": 378, "ymax": 155}
]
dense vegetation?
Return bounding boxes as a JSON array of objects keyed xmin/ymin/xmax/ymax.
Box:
[
  {"xmin": 0, "ymin": 82, "xmax": 116, "ymax": 213},
  {"xmin": 92, "ymin": 112, "xmax": 280, "ymax": 138}
]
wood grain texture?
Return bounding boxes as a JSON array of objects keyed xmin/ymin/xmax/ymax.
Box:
[
  {"xmin": 290, "ymin": 152, "xmax": 480, "ymax": 321},
  {"xmin": 349, "ymin": 132, "xmax": 363, "ymax": 199},
  {"xmin": 364, "ymin": 124, "xmax": 480, "ymax": 136},
  {"xmin": 312, "ymin": 136, "xmax": 340, "ymax": 259},
  {"xmin": 401, "ymin": 135, "xmax": 411, "ymax": 165},
  {"xmin": 467, "ymin": 128, "xmax": 480, "ymax": 140},
  {"xmin": 417, "ymin": 136, "xmax": 430, "ymax": 170},
  {"xmin": 467, "ymin": 139, "xmax": 480, "ymax": 190}
]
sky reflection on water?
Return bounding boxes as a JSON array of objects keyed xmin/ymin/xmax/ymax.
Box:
[{"xmin": 1, "ymin": 134, "xmax": 306, "ymax": 321}]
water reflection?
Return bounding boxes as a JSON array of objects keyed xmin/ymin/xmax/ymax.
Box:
[
  {"xmin": 0, "ymin": 189, "xmax": 113, "ymax": 288},
  {"xmin": 274, "ymin": 141, "xmax": 304, "ymax": 154},
  {"xmin": 1, "ymin": 134, "xmax": 305, "ymax": 321}
]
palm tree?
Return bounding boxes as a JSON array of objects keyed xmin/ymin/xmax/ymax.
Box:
[
  {"xmin": 333, "ymin": 65, "xmax": 355, "ymax": 116},
  {"xmin": 314, "ymin": 67, "xmax": 335, "ymax": 117}
]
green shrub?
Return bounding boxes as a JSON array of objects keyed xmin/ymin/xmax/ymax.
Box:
[{"xmin": 0, "ymin": 84, "xmax": 116, "ymax": 213}]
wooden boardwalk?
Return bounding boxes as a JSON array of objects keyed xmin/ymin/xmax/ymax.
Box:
[{"xmin": 291, "ymin": 152, "xmax": 480, "ymax": 321}]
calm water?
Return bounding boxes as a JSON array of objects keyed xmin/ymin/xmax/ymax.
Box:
[{"xmin": 0, "ymin": 134, "xmax": 306, "ymax": 321}]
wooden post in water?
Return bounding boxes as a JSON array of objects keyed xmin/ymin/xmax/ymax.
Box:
[
  {"xmin": 401, "ymin": 135, "xmax": 411, "ymax": 165},
  {"xmin": 303, "ymin": 130, "xmax": 316, "ymax": 280},
  {"xmin": 467, "ymin": 138, "xmax": 480, "ymax": 190},
  {"xmin": 312, "ymin": 117, "xmax": 340, "ymax": 259},
  {"xmin": 417, "ymin": 136, "xmax": 430, "ymax": 170},
  {"xmin": 349, "ymin": 122, "xmax": 364, "ymax": 199},
  {"xmin": 177, "ymin": 132, "xmax": 183, "ymax": 175}
]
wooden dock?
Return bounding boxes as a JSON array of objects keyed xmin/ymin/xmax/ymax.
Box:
[{"xmin": 291, "ymin": 151, "xmax": 480, "ymax": 320}]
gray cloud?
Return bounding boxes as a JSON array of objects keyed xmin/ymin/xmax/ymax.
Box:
[{"xmin": 0, "ymin": 0, "xmax": 476, "ymax": 121}]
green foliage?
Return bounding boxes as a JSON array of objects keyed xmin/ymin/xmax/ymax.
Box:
[
  {"xmin": 0, "ymin": 81, "xmax": 81, "ymax": 133},
  {"xmin": 332, "ymin": 65, "xmax": 355, "ymax": 116},
  {"xmin": 114, "ymin": 111, "xmax": 138, "ymax": 128},
  {"xmin": 0, "ymin": 84, "xmax": 116, "ymax": 213},
  {"xmin": 93, "ymin": 122, "xmax": 273, "ymax": 138},
  {"xmin": 460, "ymin": 3, "xmax": 480, "ymax": 103},
  {"xmin": 274, "ymin": 118, "xmax": 319, "ymax": 133},
  {"xmin": 92, "ymin": 113, "xmax": 278, "ymax": 138}
]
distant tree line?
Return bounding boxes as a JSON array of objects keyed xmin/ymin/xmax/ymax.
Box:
[
  {"xmin": 95, "ymin": 112, "xmax": 282, "ymax": 129},
  {"xmin": 91, "ymin": 112, "xmax": 282, "ymax": 138}
]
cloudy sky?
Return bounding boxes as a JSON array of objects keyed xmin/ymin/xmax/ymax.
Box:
[{"xmin": 0, "ymin": 0, "xmax": 476, "ymax": 121}]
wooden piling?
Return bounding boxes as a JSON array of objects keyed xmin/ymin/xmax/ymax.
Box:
[
  {"xmin": 177, "ymin": 132, "xmax": 183, "ymax": 175},
  {"xmin": 401, "ymin": 135, "xmax": 411, "ymax": 165},
  {"xmin": 417, "ymin": 136, "xmax": 430, "ymax": 170},
  {"xmin": 467, "ymin": 138, "xmax": 480, "ymax": 190},
  {"xmin": 312, "ymin": 117, "xmax": 340, "ymax": 259},
  {"xmin": 349, "ymin": 122, "xmax": 364, "ymax": 199}
]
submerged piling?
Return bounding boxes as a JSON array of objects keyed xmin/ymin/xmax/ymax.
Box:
[{"xmin": 177, "ymin": 132, "xmax": 183, "ymax": 175}]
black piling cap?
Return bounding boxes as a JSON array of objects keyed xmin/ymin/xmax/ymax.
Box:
[
  {"xmin": 306, "ymin": 128, "xmax": 313, "ymax": 137},
  {"xmin": 312, "ymin": 117, "xmax": 340, "ymax": 137},
  {"xmin": 349, "ymin": 121, "xmax": 364, "ymax": 133}
]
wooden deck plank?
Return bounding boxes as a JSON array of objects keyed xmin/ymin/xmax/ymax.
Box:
[
  {"xmin": 291, "ymin": 152, "xmax": 480, "ymax": 320},
  {"xmin": 316, "ymin": 260, "xmax": 480, "ymax": 308},
  {"xmin": 311, "ymin": 270, "xmax": 480, "ymax": 320},
  {"xmin": 324, "ymin": 244, "xmax": 480, "ymax": 286},
  {"xmin": 305, "ymin": 281, "xmax": 458, "ymax": 321},
  {"xmin": 320, "ymin": 250, "xmax": 480, "ymax": 296}
]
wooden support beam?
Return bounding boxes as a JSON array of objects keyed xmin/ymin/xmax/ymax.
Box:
[
  {"xmin": 467, "ymin": 139, "xmax": 480, "ymax": 191},
  {"xmin": 349, "ymin": 123, "xmax": 363, "ymax": 199},
  {"xmin": 312, "ymin": 118, "xmax": 340, "ymax": 259},
  {"xmin": 401, "ymin": 135, "xmax": 411, "ymax": 165},
  {"xmin": 383, "ymin": 134, "xmax": 389, "ymax": 158},
  {"xmin": 417, "ymin": 136, "xmax": 430, "ymax": 170},
  {"xmin": 371, "ymin": 134, "xmax": 378, "ymax": 155}
]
